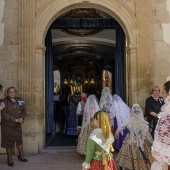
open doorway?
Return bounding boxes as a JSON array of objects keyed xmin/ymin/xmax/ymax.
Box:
[{"xmin": 45, "ymin": 8, "xmax": 126, "ymax": 146}]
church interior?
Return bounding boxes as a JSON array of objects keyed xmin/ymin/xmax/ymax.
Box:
[{"xmin": 45, "ymin": 8, "xmax": 125, "ymax": 146}]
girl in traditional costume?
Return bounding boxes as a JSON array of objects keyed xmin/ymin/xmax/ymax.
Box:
[
  {"xmin": 63, "ymin": 90, "xmax": 81, "ymax": 135},
  {"xmin": 149, "ymin": 81, "xmax": 170, "ymax": 170},
  {"xmin": 77, "ymin": 94, "xmax": 99, "ymax": 155},
  {"xmin": 115, "ymin": 104, "xmax": 153, "ymax": 170},
  {"xmin": 99, "ymin": 87, "xmax": 112, "ymax": 114},
  {"xmin": 82, "ymin": 111, "xmax": 117, "ymax": 170},
  {"xmin": 110, "ymin": 94, "xmax": 131, "ymax": 150}
]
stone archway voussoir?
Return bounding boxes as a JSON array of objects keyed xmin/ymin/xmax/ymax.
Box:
[{"xmin": 36, "ymin": 0, "xmax": 136, "ymax": 45}]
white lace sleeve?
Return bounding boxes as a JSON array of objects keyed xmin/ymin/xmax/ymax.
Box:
[
  {"xmin": 115, "ymin": 118, "xmax": 130, "ymax": 134},
  {"xmin": 82, "ymin": 162, "xmax": 91, "ymax": 169},
  {"xmin": 152, "ymin": 115, "xmax": 170, "ymax": 166},
  {"xmin": 76, "ymin": 102, "xmax": 82, "ymax": 115}
]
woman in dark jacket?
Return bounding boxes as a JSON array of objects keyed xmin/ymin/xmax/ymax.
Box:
[
  {"xmin": 144, "ymin": 86, "xmax": 164, "ymax": 138},
  {"xmin": 0, "ymin": 87, "xmax": 27, "ymax": 166}
]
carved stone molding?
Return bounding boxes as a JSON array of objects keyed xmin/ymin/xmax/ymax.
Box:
[
  {"xmin": 18, "ymin": 0, "xmax": 36, "ymax": 106},
  {"xmin": 36, "ymin": 44, "xmax": 46, "ymax": 54}
]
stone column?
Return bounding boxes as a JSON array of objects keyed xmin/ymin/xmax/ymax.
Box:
[
  {"xmin": 18, "ymin": 1, "xmax": 44, "ymax": 154},
  {"xmin": 128, "ymin": 45, "xmax": 138, "ymax": 106},
  {"xmin": 135, "ymin": 0, "xmax": 154, "ymax": 109},
  {"xmin": 18, "ymin": 0, "xmax": 36, "ymax": 107}
]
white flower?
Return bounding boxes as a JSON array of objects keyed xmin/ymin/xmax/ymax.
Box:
[{"xmin": 18, "ymin": 100, "xmax": 24, "ymax": 105}]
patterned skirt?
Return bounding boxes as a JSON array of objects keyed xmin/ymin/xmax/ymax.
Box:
[
  {"xmin": 89, "ymin": 159, "xmax": 117, "ymax": 170},
  {"xmin": 77, "ymin": 125, "xmax": 96, "ymax": 155},
  {"xmin": 117, "ymin": 134, "xmax": 152, "ymax": 170},
  {"xmin": 63, "ymin": 108, "xmax": 78, "ymax": 135}
]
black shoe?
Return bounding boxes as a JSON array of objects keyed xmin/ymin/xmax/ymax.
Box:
[
  {"xmin": 18, "ymin": 155, "xmax": 28, "ymax": 162},
  {"xmin": 7, "ymin": 161, "xmax": 14, "ymax": 166}
]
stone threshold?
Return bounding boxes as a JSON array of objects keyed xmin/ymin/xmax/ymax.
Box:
[{"xmin": 42, "ymin": 146, "xmax": 77, "ymax": 153}]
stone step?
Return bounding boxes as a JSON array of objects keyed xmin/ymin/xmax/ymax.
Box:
[{"xmin": 42, "ymin": 146, "xmax": 77, "ymax": 153}]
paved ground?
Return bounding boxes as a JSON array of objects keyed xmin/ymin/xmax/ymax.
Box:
[{"xmin": 0, "ymin": 147, "xmax": 119, "ymax": 170}]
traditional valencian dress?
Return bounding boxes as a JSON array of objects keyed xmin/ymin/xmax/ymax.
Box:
[
  {"xmin": 110, "ymin": 94, "xmax": 130, "ymax": 150},
  {"xmin": 82, "ymin": 128, "xmax": 117, "ymax": 170},
  {"xmin": 63, "ymin": 90, "xmax": 81, "ymax": 135},
  {"xmin": 151, "ymin": 95, "xmax": 170, "ymax": 170},
  {"xmin": 116, "ymin": 104, "xmax": 153, "ymax": 170},
  {"xmin": 99, "ymin": 87, "xmax": 112, "ymax": 114},
  {"xmin": 77, "ymin": 95, "xmax": 99, "ymax": 155}
]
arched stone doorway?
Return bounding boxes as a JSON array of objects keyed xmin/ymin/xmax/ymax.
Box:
[
  {"xmin": 35, "ymin": 0, "xmax": 137, "ymax": 105},
  {"xmin": 18, "ymin": 0, "xmax": 139, "ymax": 152},
  {"xmin": 45, "ymin": 8, "xmax": 127, "ymax": 145}
]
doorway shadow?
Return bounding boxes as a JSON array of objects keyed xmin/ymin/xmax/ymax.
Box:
[{"xmin": 47, "ymin": 132, "xmax": 78, "ymax": 146}]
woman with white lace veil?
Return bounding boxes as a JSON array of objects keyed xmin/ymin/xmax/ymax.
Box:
[
  {"xmin": 99, "ymin": 87, "xmax": 112, "ymax": 114},
  {"xmin": 77, "ymin": 94, "xmax": 100, "ymax": 155},
  {"xmin": 110, "ymin": 94, "xmax": 131, "ymax": 150},
  {"xmin": 149, "ymin": 80, "xmax": 170, "ymax": 170},
  {"xmin": 115, "ymin": 104, "xmax": 153, "ymax": 170}
]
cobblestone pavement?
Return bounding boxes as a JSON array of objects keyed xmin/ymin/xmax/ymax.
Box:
[{"xmin": 0, "ymin": 147, "xmax": 119, "ymax": 170}]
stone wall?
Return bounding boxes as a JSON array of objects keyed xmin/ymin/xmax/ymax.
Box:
[
  {"xmin": 0, "ymin": 0, "xmax": 5, "ymax": 46},
  {"xmin": 152, "ymin": 0, "xmax": 170, "ymax": 90},
  {"xmin": 0, "ymin": 0, "xmax": 169, "ymax": 154},
  {"xmin": 0, "ymin": 0, "xmax": 19, "ymax": 89},
  {"xmin": 0, "ymin": 0, "xmax": 19, "ymax": 153}
]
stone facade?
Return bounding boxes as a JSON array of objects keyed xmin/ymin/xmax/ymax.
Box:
[{"xmin": 0, "ymin": 0, "xmax": 170, "ymax": 154}]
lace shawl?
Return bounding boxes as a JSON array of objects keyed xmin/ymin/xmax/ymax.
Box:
[
  {"xmin": 152, "ymin": 95, "xmax": 170, "ymax": 168},
  {"xmin": 89, "ymin": 128, "xmax": 114, "ymax": 153},
  {"xmin": 82, "ymin": 128, "xmax": 114, "ymax": 169},
  {"xmin": 99, "ymin": 87, "xmax": 112, "ymax": 113},
  {"xmin": 110, "ymin": 94, "xmax": 131, "ymax": 134},
  {"xmin": 80, "ymin": 95, "xmax": 99, "ymax": 134},
  {"xmin": 116, "ymin": 104, "xmax": 152, "ymax": 151}
]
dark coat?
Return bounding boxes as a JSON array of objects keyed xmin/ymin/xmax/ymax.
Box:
[
  {"xmin": 0, "ymin": 97, "xmax": 26, "ymax": 148},
  {"xmin": 144, "ymin": 96, "xmax": 164, "ymax": 138}
]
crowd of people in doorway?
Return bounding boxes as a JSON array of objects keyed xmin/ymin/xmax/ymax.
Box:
[
  {"xmin": 0, "ymin": 80, "xmax": 170, "ymax": 170},
  {"xmin": 61, "ymin": 80, "xmax": 170, "ymax": 170}
]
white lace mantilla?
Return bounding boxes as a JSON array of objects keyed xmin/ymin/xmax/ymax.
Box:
[
  {"xmin": 89, "ymin": 128, "xmax": 114, "ymax": 153},
  {"xmin": 152, "ymin": 96, "xmax": 170, "ymax": 169},
  {"xmin": 158, "ymin": 95, "xmax": 170, "ymax": 118},
  {"xmin": 81, "ymin": 95, "xmax": 99, "ymax": 135},
  {"xmin": 116, "ymin": 104, "xmax": 153, "ymax": 151},
  {"xmin": 110, "ymin": 94, "xmax": 131, "ymax": 134},
  {"xmin": 99, "ymin": 87, "xmax": 112, "ymax": 113}
]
